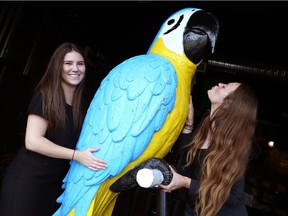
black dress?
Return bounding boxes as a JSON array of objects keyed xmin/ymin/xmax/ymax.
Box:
[{"xmin": 0, "ymin": 92, "xmax": 81, "ymax": 216}]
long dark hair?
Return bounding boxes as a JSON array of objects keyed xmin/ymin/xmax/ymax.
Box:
[
  {"xmin": 35, "ymin": 42, "xmax": 87, "ymax": 131},
  {"xmin": 185, "ymin": 83, "xmax": 258, "ymax": 216}
]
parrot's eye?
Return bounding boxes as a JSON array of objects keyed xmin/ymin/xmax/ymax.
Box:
[
  {"xmin": 165, "ymin": 15, "xmax": 184, "ymax": 35},
  {"xmin": 167, "ymin": 19, "xmax": 175, "ymax": 25}
]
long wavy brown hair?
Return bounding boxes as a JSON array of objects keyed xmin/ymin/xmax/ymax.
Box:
[
  {"xmin": 185, "ymin": 83, "xmax": 258, "ymax": 216},
  {"xmin": 35, "ymin": 42, "xmax": 87, "ymax": 131}
]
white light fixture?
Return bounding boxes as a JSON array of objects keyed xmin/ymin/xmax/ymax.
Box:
[{"xmin": 267, "ymin": 141, "xmax": 274, "ymax": 148}]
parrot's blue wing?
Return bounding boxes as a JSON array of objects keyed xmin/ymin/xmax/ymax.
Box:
[{"xmin": 53, "ymin": 54, "xmax": 177, "ymax": 216}]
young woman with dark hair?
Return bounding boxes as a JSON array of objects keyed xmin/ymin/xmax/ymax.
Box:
[
  {"xmin": 0, "ymin": 42, "xmax": 107, "ymax": 216},
  {"xmin": 161, "ymin": 82, "xmax": 258, "ymax": 216}
]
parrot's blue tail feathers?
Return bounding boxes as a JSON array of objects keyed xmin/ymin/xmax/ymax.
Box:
[{"xmin": 53, "ymin": 184, "xmax": 100, "ymax": 216}]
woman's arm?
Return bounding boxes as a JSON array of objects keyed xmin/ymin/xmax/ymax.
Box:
[
  {"xmin": 25, "ymin": 114, "xmax": 107, "ymax": 170},
  {"xmin": 182, "ymin": 95, "xmax": 194, "ymax": 134},
  {"xmin": 172, "ymin": 95, "xmax": 194, "ymax": 159}
]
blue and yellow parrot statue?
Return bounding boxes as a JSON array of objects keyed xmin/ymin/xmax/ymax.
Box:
[{"xmin": 53, "ymin": 7, "xmax": 219, "ymax": 216}]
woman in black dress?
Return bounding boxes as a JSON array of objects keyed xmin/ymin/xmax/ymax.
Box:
[
  {"xmin": 0, "ymin": 42, "xmax": 107, "ymax": 216},
  {"xmin": 161, "ymin": 82, "xmax": 258, "ymax": 216}
]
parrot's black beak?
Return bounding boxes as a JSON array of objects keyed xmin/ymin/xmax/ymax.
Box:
[{"xmin": 183, "ymin": 10, "xmax": 219, "ymax": 65}]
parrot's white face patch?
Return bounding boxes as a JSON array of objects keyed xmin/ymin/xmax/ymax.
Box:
[{"xmin": 157, "ymin": 8, "xmax": 201, "ymax": 55}]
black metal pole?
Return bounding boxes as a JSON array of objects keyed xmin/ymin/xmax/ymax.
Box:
[{"xmin": 157, "ymin": 190, "xmax": 168, "ymax": 216}]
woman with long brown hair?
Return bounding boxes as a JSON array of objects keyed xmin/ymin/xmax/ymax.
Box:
[
  {"xmin": 0, "ymin": 42, "xmax": 107, "ymax": 216},
  {"xmin": 161, "ymin": 82, "xmax": 258, "ymax": 216}
]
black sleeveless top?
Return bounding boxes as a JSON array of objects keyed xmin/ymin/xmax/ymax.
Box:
[{"xmin": 0, "ymin": 91, "xmax": 82, "ymax": 216}]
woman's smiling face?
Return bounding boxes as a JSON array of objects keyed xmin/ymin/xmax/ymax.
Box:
[{"xmin": 61, "ymin": 50, "xmax": 86, "ymax": 87}]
